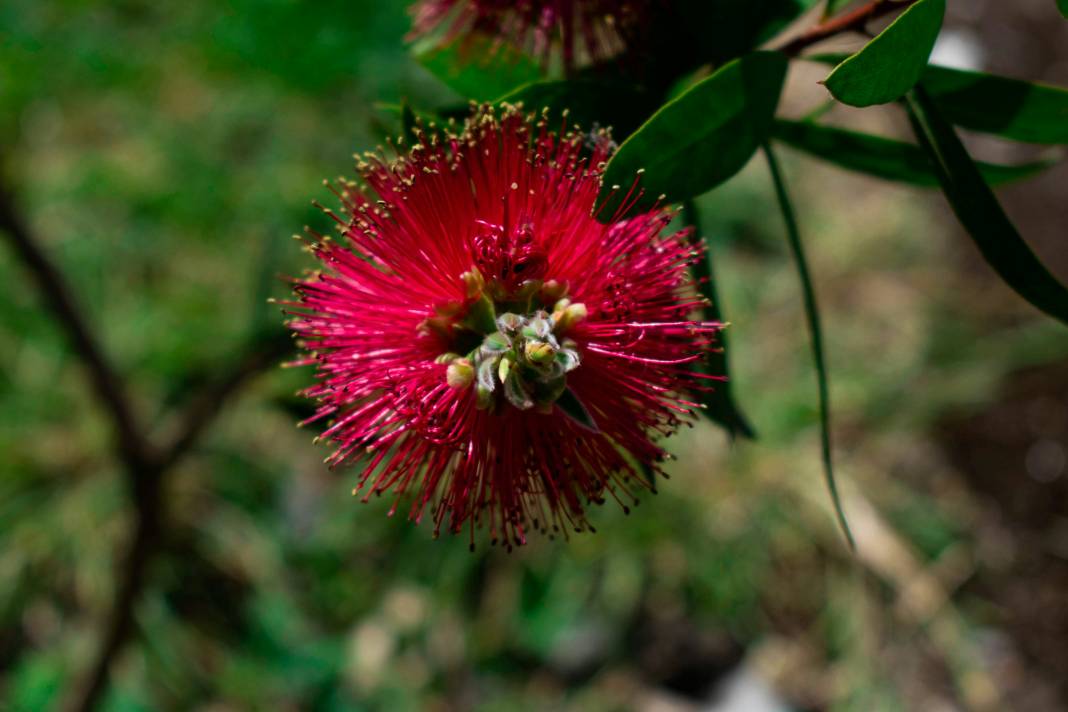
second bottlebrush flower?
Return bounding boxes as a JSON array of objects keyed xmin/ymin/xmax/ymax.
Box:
[{"xmin": 409, "ymin": 0, "xmax": 651, "ymax": 71}]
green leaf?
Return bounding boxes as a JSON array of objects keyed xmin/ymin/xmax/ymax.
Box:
[
  {"xmin": 556, "ymin": 388, "xmax": 599, "ymax": 432},
  {"xmin": 773, "ymin": 119, "xmax": 1058, "ymax": 186},
  {"xmin": 595, "ymin": 52, "xmax": 787, "ymax": 218},
  {"xmin": 683, "ymin": 201, "xmax": 755, "ymax": 440},
  {"xmin": 495, "ymin": 79, "xmax": 656, "ymax": 143},
  {"xmin": 1060, "ymin": 0, "xmax": 1068, "ymax": 18},
  {"xmin": 824, "ymin": 0, "xmax": 945, "ymax": 107},
  {"xmin": 923, "ymin": 65, "xmax": 1068, "ymax": 144},
  {"xmin": 415, "ymin": 37, "xmax": 542, "ymax": 102},
  {"xmin": 905, "ymin": 88, "xmax": 1068, "ymax": 326},
  {"xmin": 762, "ymin": 142, "xmax": 855, "ymax": 550}
]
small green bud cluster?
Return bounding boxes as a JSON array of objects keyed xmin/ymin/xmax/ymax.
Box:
[
  {"xmin": 434, "ymin": 265, "xmax": 591, "ymax": 416},
  {"xmin": 446, "ymin": 309, "xmax": 584, "ymax": 413}
]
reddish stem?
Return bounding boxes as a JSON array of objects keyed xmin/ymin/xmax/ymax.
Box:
[{"xmin": 776, "ymin": 0, "xmax": 921, "ymax": 57}]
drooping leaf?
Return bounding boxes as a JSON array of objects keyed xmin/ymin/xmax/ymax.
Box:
[
  {"xmin": 414, "ymin": 38, "xmax": 542, "ymax": 102},
  {"xmin": 595, "ymin": 52, "xmax": 788, "ymax": 218},
  {"xmin": 762, "ymin": 142, "xmax": 855, "ymax": 550},
  {"xmin": 905, "ymin": 88, "xmax": 1068, "ymax": 326},
  {"xmin": 922, "ymin": 65, "xmax": 1068, "ymax": 145},
  {"xmin": 495, "ymin": 79, "xmax": 656, "ymax": 143},
  {"xmin": 773, "ymin": 119, "xmax": 1058, "ymax": 186},
  {"xmin": 824, "ymin": 0, "xmax": 945, "ymax": 107},
  {"xmin": 683, "ymin": 201, "xmax": 755, "ymax": 440}
]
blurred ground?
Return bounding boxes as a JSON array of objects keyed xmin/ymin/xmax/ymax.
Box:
[{"xmin": 1, "ymin": 1, "xmax": 1067, "ymax": 711}]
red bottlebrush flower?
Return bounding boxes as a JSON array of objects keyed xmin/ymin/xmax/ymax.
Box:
[
  {"xmin": 284, "ymin": 106, "xmax": 720, "ymax": 549},
  {"xmin": 409, "ymin": 0, "xmax": 649, "ymax": 71}
]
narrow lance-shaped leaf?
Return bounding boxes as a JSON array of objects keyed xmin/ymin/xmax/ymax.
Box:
[
  {"xmin": 824, "ymin": 0, "xmax": 945, "ymax": 107},
  {"xmin": 904, "ymin": 87, "xmax": 1068, "ymax": 326},
  {"xmin": 772, "ymin": 119, "xmax": 1058, "ymax": 186},
  {"xmin": 683, "ymin": 201, "xmax": 755, "ymax": 440},
  {"xmin": 763, "ymin": 142, "xmax": 855, "ymax": 550},
  {"xmin": 595, "ymin": 51, "xmax": 788, "ymax": 219},
  {"xmin": 923, "ymin": 65, "xmax": 1068, "ymax": 145}
]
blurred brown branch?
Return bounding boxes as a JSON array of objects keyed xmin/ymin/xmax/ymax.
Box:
[
  {"xmin": 0, "ymin": 162, "xmax": 290, "ymax": 712},
  {"xmin": 0, "ymin": 177, "xmax": 150, "ymax": 470},
  {"xmin": 776, "ymin": 0, "xmax": 920, "ymax": 57}
]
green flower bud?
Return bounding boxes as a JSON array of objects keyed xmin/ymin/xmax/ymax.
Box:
[
  {"xmin": 513, "ymin": 279, "xmax": 543, "ymax": 302},
  {"xmin": 523, "ymin": 312, "xmax": 553, "ymax": 340},
  {"xmin": 496, "ymin": 312, "xmax": 525, "ymax": 337},
  {"xmin": 477, "ymin": 357, "xmax": 498, "ymax": 392},
  {"xmin": 445, "ymin": 358, "xmax": 474, "ymax": 389},
  {"xmin": 464, "ymin": 294, "xmax": 498, "ymax": 335},
  {"xmin": 461, "ymin": 268, "xmax": 485, "ymax": 299},
  {"xmin": 434, "ymin": 300, "xmax": 463, "ymax": 317},
  {"xmin": 540, "ymin": 279, "xmax": 569, "ymax": 304},
  {"xmin": 419, "ymin": 315, "xmax": 453, "ymax": 340},
  {"xmin": 524, "ymin": 340, "xmax": 556, "ymax": 366},
  {"xmin": 498, "ymin": 355, "xmax": 513, "ymax": 384},
  {"xmin": 554, "ymin": 302, "xmax": 588, "ymax": 333},
  {"xmin": 475, "ymin": 383, "xmax": 495, "ymax": 410}
]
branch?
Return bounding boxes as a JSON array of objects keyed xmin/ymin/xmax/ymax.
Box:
[
  {"xmin": 61, "ymin": 478, "xmax": 162, "ymax": 712},
  {"xmin": 60, "ymin": 332, "xmax": 289, "ymax": 712},
  {"xmin": 776, "ymin": 0, "xmax": 920, "ymax": 57},
  {"xmin": 0, "ymin": 163, "xmax": 165, "ymax": 712},
  {"xmin": 0, "ymin": 177, "xmax": 149, "ymax": 469},
  {"xmin": 1, "ymin": 163, "xmax": 291, "ymax": 711}
]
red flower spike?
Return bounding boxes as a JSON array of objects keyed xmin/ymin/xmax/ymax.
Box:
[
  {"xmin": 283, "ymin": 105, "xmax": 722, "ymax": 549},
  {"xmin": 409, "ymin": 0, "xmax": 650, "ymax": 71}
]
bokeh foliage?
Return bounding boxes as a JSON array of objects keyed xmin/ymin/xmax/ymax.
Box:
[{"xmin": 2, "ymin": 1, "xmax": 1068, "ymax": 711}]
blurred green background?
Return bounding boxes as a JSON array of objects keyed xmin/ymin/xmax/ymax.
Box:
[{"xmin": 2, "ymin": 1, "xmax": 1068, "ymax": 710}]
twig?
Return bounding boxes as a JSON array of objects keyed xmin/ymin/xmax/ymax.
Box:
[
  {"xmin": 0, "ymin": 162, "xmax": 162, "ymax": 712},
  {"xmin": 0, "ymin": 177, "xmax": 149, "ymax": 469},
  {"xmin": 60, "ymin": 332, "xmax": 288, "ymax": 712},
  {"xmin": 62, "ymin": 477, "xmax": 162, "ymax": 712},
  {"xmin": 776, "ymin": 0, "xmax": 920, "ymax": 57},
  {"xmin": 1, "ymin": 162, "xmax": 290, "ymax": 711}
]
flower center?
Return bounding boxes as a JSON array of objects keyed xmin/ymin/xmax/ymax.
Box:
[{"xmin": 427, "ymin": 266, "xmax": 588, "ymax": 416}]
